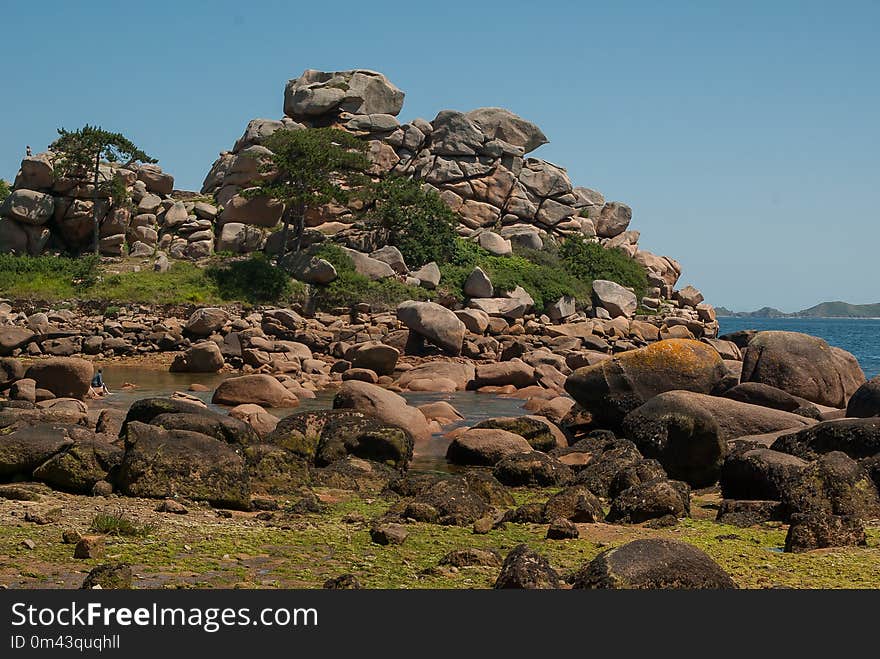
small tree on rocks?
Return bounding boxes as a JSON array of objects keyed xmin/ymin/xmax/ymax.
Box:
[
  {"xmin": 50, "ymin": 125, "xmax": 155, "ymax": 255},
  {"xmin": 247, "ymin": 128, "xmax": 370, "ymax": 259}
]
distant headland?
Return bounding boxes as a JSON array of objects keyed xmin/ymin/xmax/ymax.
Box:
[{"xmin": 716, "ymin": 301, "xmax": 880, "ymax": 319}]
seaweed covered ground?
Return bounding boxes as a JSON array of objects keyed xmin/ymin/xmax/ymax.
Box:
[{"xmin": 2, "ymin": 485, "xmax": 879, "ymax": 589}]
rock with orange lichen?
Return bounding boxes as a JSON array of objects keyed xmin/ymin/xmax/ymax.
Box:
[{"xmin": 564, "ymin": 339, "xmax": 727, "ymax": 430}]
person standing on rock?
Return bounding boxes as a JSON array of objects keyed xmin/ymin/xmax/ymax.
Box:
[
  {"xmin": 90, "ymin": 368, "xmax": 110, "ymax": 397},
  {"xmin": 26, "ymin": 145, "xmax": 32, "ymax": 156}
]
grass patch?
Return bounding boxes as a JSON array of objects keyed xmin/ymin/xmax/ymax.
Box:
[
  {"xmin": 0, "ymin": 254, "xmax": 308, "ymax": 306},
  {"xmin": 90, "ymin": 511, "xmax": 155, "ymax": 538}
]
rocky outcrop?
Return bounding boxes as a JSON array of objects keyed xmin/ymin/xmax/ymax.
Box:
[{"xmin": 741, "ymin": 331, "xmax": 865, "ymax": 408}]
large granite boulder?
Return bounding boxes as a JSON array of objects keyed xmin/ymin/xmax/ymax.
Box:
[
  {"xmin": 396, "ymin": 301, "xmax": 466, "ymax": 356},
  {"xmin": 24, "ymin": 358, "xmax": 93, "ymax": 400},
  {"xmin": 116, "ymin": 422, "xmax": 250, "ymax": 509},
  {"xmin": 592, "ymin": 280, "xmax": 637, "ymax": 318},
  {"xmin": 212, "ymin": 375, "xmax": 299, "ymax": 408},
  {"xmin": 622, "ymin": 391, "xmax": 813, "ymax": 487},
  {"xmin": 170, "ymin": 341, "xmax": 225, "ymax": 373},
  {"xmin": 0, "ymin": 189, "xmax": 55, "ymax": 225},
  {"xmin": 464, "ymin": 107, "xmax": 548, "ymax": 154},
  {"xmin": 332, "ymin": 380, "xmax": 430, "ymax": 442},
  {"xmin": 741, "ymin": 331, "xmax": 865, "ymax": 408},
  {"xmin": 564, "ymin": 339, "xmax": 727, "ymax": 429},
  {"xmin": 284, "ymin": 69, "xmax": 404, "ymax": 120}
]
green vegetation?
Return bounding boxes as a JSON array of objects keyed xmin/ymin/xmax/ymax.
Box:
[
  {"xmin": 0, "ymin": 254, "xmax": 306, "ymax": 306},
  {"xmin": 436, "ymin": 236, "xmax": 647, "ymax": 310},
  {"xmin": 205, "ymin": 253, "xmax": 295, "ymax": 304},
  {"xmin": 2, "ymin": 491, "xmax": 878, "ymax": 589},
  {"xmin": 559, "ymin": 235, "xmax": 648, "ymax": 301},
  {"xmin": 90, "ymin": 511, "xmax": 155, "ymax": 538},
  {"xmin": 248, "ymin": 128, "xmax": 370, "ymax": 257},
  {"xmin": 0, "ymin": 254, "xmax": 99, "ymax": 299},
  {"xmin": 438, "ymin": 239, "xmax": 589, "ymax": 309},
  {"xmin": 0, "ymin": 179, "xmax": 10, "ymax": 202},
  {"xmin": 50, "ymin": 125, "xmax": 155, "ymax": 255},
  {"xmin": 367, "ymin": 176, "xmax": 459, "ymax": 268},
  {"xmin": 310, "ymin": 244, "xmax": 431, "ymax": 310}
]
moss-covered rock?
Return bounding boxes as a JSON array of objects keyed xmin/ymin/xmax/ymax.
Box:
[
  {"xmin": 32, "ymin": 440, "xmax": 123, "ymax": 494},
  {"xmin": 115, "ymin": 421, "xmax": 250, "ymax": 510},
  {"xmin": 778, "ymin": 451, "xmax": 880, "ymax": 519}
]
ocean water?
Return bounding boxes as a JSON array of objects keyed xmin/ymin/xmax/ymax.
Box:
[{"xmin": 718, "ymin": 317, "xmax": 880, "ymax": 379}]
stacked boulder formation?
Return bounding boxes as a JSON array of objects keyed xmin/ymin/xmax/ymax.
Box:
[
  {"xmin": 202, "ymin": 68, "xmax": 687, "ymax": 305},
  {"xmin": 0, "ymin": 68, "xmax": 707, "ymax": 331},
  {"xmin": 0, "ymin": 154, "xmax": 189, "ymax": 259}
]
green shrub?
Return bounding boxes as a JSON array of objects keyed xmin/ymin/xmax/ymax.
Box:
[
  {"xmin": 207, "ymin": 253, "xmax": 293, "ymax": 304},
  {"xmin": 102, "ymin": 305, "xmax": 121, "ymax": 318},
  {"xmin": 0, "ymin": 179, "xmax": 10, "ymax": 202},
  {"xmin": 559, "ymin": 236, "xmax": 647, "ymax": 300},
  {"xmin": 438, "ymin": 239, "xmax": 590, "ymax": 309},
  {"xmin": 311, "ymin": 242, "xmax": 431, "ymax": 310},
  {"xmin": 367, "ymin": 176, "xmax": 459, "ymax": 268}
]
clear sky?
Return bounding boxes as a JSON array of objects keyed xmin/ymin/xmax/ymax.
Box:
[{"xmin": 2, "ymin": 1, "xmax": 877, "ymax": 311}]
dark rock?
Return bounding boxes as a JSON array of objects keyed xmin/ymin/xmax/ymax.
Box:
[
  {"xmin": 370, "ymin": 522, "xmax": 408, "ymax": 545},
  {"xmin": 720, "ymin": 448, "xmax": 809, "ymax": 501},
  {"xmin": 0, "ymin": 424, "xmax": 83, "ymax": 479},
  {"xmin": 323, "ymin": 574, "xmax": 362, "ymax": 589},
  {"xmin": 32, "ymin": 440, "xmax": 123, "ymax": 494},
  {"xmin": 494, "ymin": 544, "xmax": 561, "ymax": 589},
  {"xmin": 779, "ymin": 451, "xmax": 880, "ymax": 519},
  {"xmin": 81, "ymin": 563, "xmax": 132, "ymax": 589},
  {"xmin": 288, "ymin": 493, "xmax": 325, "ymax": 514},
  {"xmin": 571, "ymin": 539, "xmax": 737, "ymax": 589},
  {"xmin": 606, "ymin": 479, "xmax": 690, "ymax": 524},
  {"xmin": 0, "ymin": 357, "xmax": 25, "ymax": 388},
  {"xmin": 492, "ymin": 451, "xmax": 573, "ymax": 487},
  {"xmin": 542, "ymin": 485, "xmax": 604, "ymax": 523},
  {"xmin": 716, "ymin": 500, "xmax": 785, "ymax": 527},
  {"xmin": 503, "ymin": 502, "xmax": 546, "ymax": 524},
  {"xmin": 149, "ymin": 412, "xmax": 260, "ymax": 447},
  {"xmin": 120, "ymin": 397, "xmax": 210, "ymax": 434},
  {"xmin": 784, "ymin": 512, "xmax": 866, "ymax": 553},
  {"xmin": 73, "ymin": 535, "xmax": 105, "ymax": 559},
  {"xmin": 608, "ymin": 459, "xmax": 667, "ymax": 498},
  {"xmin": 846, "ymin": 376, "xmax": 880, "ymax": 418},
  {"xmin": 243, "ymin": 444, "xmax": 310, "ymax": 494},
  {"xmin": 439, "ymin": 548, "xmax": 502, "ymax": 567},
  {"xmin": 572, "ymin": 441, "xmax": 644, "ymax": 498},
  {"xmin": 771, "ymin": 418, "xmax": 880, "ymax": 461},
  {"xmin": 115, "ymin": 421, "xmax": 250, "ymax": 510},
  {"xmin": 546, "ymin": 518, "xmax": 579, "ymax": 539}
]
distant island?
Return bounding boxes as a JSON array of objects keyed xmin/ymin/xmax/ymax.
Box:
[{"xmin": 716, "ymin": 301, "xmax": 880, "ymax": 319}]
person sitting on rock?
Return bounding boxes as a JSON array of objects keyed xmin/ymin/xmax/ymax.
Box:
[{"xmin": 90, "ymin": 368, "xmax": 110, "ymax": 397}]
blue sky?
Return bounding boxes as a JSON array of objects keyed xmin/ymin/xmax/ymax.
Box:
[{"xmin": 1, "ymin": 1, "xmax": 877, "ymax": 311}]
